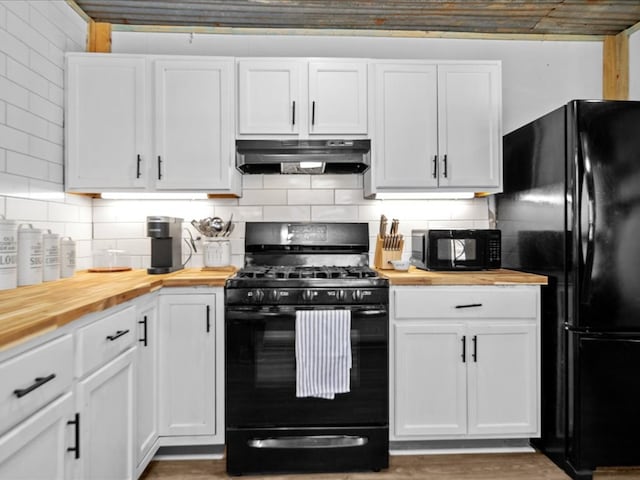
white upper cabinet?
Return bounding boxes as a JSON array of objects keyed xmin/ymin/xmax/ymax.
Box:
[
  {"xmin": 154, "ymin": 59, "xmax": 236, "ymax": 190},
  {"xmin": 366, "ymin": 61, "xmax": 502, "ymax": 196},
  {"xmin": 65, "ymin": 53, "xmax": 240, "ymax": 195},
  {"xmin": 237, "ymin": 58, "xmax": 368, "ymax": 137},
  {"xmin": 237, "ymin": 60, "xmax": 301, "ymax": 135},
  {"xmin": 66, "ymin": 55, "xmax": 147, "ymax": 190}
]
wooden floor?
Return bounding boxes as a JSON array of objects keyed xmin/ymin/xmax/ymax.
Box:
[{"xmin": 140, "ymin": 453, "xmax": 573, "ymax": 479}]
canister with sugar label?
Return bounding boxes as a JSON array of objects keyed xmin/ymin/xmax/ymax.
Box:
[
  {"xmin": 0, "ymin": 215, "xmax": 17, "ymax": 290},
  {"xmin": 17, "ymin": 224, "xmax": 43, "ymax": 286},
  {"xmin": 43, "ymin": 229, "xmax": 60, "ymax": 282},
  {"xmin": 60, "ymin": 237, "xmax": 76, "ymax": 278}
]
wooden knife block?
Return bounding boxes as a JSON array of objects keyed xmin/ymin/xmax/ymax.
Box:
[{"xmin": 374, "ymin": 235, "xmax": 404, "ymax": 270}]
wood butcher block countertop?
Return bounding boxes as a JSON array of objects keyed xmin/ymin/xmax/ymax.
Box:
[
  {"xmin": 0, "ymin": 267, "xmax": 236, "ymax": 351},
  {"xmin": 377, "ymin": 267, "xmax": 548, "ymax": 286}
]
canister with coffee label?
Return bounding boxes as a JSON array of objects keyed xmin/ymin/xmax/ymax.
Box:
[
  {"xmin": 60, "ymin": 237, "xmax": 76, "ymax": 278},
  {"xmin": 17, "ymin": 224, "xmax": 43, "ymax": 286},
  {"xmin": 43, "ymin": 230, "xmax": 60, "ymax": 282},
  {"xmin": 0, "ymin": 215, "xmax": 17, "ymax": 290}
]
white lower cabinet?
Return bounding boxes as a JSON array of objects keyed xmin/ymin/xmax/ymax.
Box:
[
  {"xmin": 135, "ymin": 296, "xmax": 158, "ymax": 475},
  {"xmin": 0, "ymin": 392, "xmax": 76, "ymax": 479},
  {"xmin": 76, "ymin": 348, "xmax": 135, "ymax": 480},
  {"xmin": 391, "ymin": 286, "xmax": 540, "ymax": 441},
  {"xmin": 158, "ymin": 288, "xmax": 223, "ymax": 443}
]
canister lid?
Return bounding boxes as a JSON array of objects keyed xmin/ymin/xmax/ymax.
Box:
[
  {"xmin": 0, "ymin": 215, "xmax": 16, "ymax": 227},
  {"xmin": 43, "ymin": 229, "xmax": 59, "ymax": 239},
  {"xmin": 18, "ymin": 223, "xmax": 42, "ymax": 234}
]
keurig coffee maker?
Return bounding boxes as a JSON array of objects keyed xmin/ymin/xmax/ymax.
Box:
[{"xmin": 147, "ymin": 216, "xmax": 183, "ymax": 274}]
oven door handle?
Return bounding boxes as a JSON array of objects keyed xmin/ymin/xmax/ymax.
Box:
[
  {"xmin": 226, "ymin": 307, "xmax": 387, "ymax": 315},
  {"xmin": 248, "ymin": 435, "xmax": 368, "ymax": 449}
]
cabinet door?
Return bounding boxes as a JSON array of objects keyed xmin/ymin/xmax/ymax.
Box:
[
  {"xmin": 237, "ymin": 60, "xmax": 301, "ymax": 135},
  {"xmin": 158, "ymin": 293, "xmax": 216, "ymax": 436},
  {"xmin": 66, "ymin": 55, "xmax": 147, "ymax": 190},
  {"xmin": 0, "ymin": 393, "xmax": 75, "ymax": 480},
  {"xmin": 393, "ymin": 322, "xmax": 467, "ymax": 437},
  {"xmin": 135, "ymin": 301, "xmax": 158, "ymax": 469},
  {"xmin": 308, "ymin": 61, "xmax": 368, "ymax": 134},
  {"xmin": 437, "ymin": 64, "xmax": 501, "ymax": 189},
  {"xmin": 154, "ymin": 59, "xmax": 235, "ymax": 190},
  {"xmin": 466, "ymin": 322, "xmax": 538, "ymax": 436},
  {"xmin": 373, "ymin": 63, "xmax": 439, "ymax": 189},
  {"xmin": 76, "ymin": 349, "xmax": 135, "ymax": 480}
]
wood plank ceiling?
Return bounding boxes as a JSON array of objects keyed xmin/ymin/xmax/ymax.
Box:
[{"xmin": 73, "ymin": 0, "xmax": 640, "ymax": 36}]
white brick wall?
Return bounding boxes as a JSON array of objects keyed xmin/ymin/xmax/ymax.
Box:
[{"xmin": 0, "ymin": 1, "xmax": 92, "ymax": 271}]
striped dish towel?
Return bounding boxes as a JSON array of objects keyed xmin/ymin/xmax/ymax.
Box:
[{"xmin": 295, "ymin": 309, "xmax": 352, "ymax": 399}]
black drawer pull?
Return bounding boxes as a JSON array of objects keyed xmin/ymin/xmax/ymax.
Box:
[
  {"xmin": 157, "ymin": 155, "xmax": 162, "ymax": 180},
  {"xmin": 472, "ymin": 335, "xmax": 478, "ymax": 362},
  {"xmin": 67, "ymin": 413, "xmax": 80, "ymax": 459},
  {"xmin": 292, "ymin": 101, "xmax": 296, "ymax": 126},
  {"xmin": 461, "ymin": 335, "xmax": 466, "ymax": 363},
  {"xmin": 106, "ymin": 329, "xmax": 129, "ymax": 341},
  {"xmin": 14, "ymin": 373, "xmax": 56, "ymax": 398},
  {"xmin": 136, "ymin": 154, "xmax": 142, "ymax": 178},
  {"xmin": 206, "ymin": 305, "xmax": 211, "ymax": 333},
  {"xmin": 139, "ymin": 316, "xmax": 148, "ymax": 347},
  {"xmin": 455, "ymin": 303, "xmax": 483, "ymax": 309}
]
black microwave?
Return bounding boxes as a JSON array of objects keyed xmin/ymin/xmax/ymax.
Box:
[{"xmin": 411, "ymin": 229, "xmax": 501, "ymax": 271}]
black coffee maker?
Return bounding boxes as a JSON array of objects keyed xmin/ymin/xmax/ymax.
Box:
[{"xmin": 147, "ymin": 216, "xmax": 183, "ymax": 274}]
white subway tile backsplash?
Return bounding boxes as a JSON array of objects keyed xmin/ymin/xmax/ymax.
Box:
[
  {"xmin": 63, "ymin": 221, "xmax": 92, "ymax": 241},
  {"xmin": 0, "ymin": 76, "xmax": 29, "ymax": 109},
  {"xmin": 7, "ymin": 104, "xmax": 49, "ymax": 138},
  {"xmin": 263, "ymin": 175, "xmax": 311, "ymax": 189},
  {"xmin": 357, "ymin": 204, "xmax": 385, "ymax": 221},
  {"xmin": 0, "ymin": 26, "xmax": 29, "ymax": 64},
  {"xmin": 114, "ymin": 238, "xmax": 151, "ymax": 256},
  {"xmin": 0, "ymin": 148, "xmax": 5, "ymax": 171},
  {"xmin": 335, "ymin": 189, "xmax": 372, "ymax": 205},
  {"xmin": 30, "ymin": 92, "xmax": 64, "ymax": 125},
  {"xmin": 288, "ymin": 188, "xmax": 333, "ymax": 205},
  {"xmin": 29, "ymin": 135, "xmax": 62, "ymax": 163},
  {"xmin": 0, "ymin": 99, "xmax": 5, "ymax": 123},
  {"xmin": 47, "ymin": 162, "xmax": 63, "ymax": 184},
  {"xmin": 449, "ymin": 198, "xmax": 490, "ymax": 220},
  {"xmin": 311, "ymin": 174, "xmax": 363, "ymax": 189},
  {"xmin": 7, "ymin": 10, "xmax": 48, "ymax": 55},
  {"xmin": 213, "ymin": 205, "xmax": 263, "ymax": 222},
  {"xmin": 48, "ymin": 83, "xmax": 63, "ymax": 105},
  {"xmin": 0, "ymin": 51, "xmax": 5, "ymax": 75},
  {"xmin": 47, "ymin": 122, "xmax": 63, "ymax": 145},
  {"xmin": 241, "ymin": 174, "xmax": 264, "ymax": 189},
  {"xmin": 0, "ymin": 3, "xmax": 6, "ymax": 28},
  {"xmin": 0, "ymin": 123, "xmax": 29, "ymax": 153},
  {"xmin": 311, "ymin": 205, "xmax": 359, "ymax": 222},
  {"xmin": 6, "ymin": 195, "xmax": 48, "ymax": 221},
  {"xmin": 29, "ymin": 51, "xmax": 63, "ymax": 87},
  {"xmin": 93, "ymin": 222, "xmax": 145, "ymax": 240},
  {"xmin": 0, "ymin": 172, "xmax": 29, "ymax": 196},
  {"xmin": 7, "ymin": 57, "xmax": 48, "ymax": 98},
  {"xmin": 27, "ymin": 4, "xmax": 66, "ymax": 50},
  {"xmin": 6, "ymin": 150, "xmax": 48, "ymax": 180},
  {"xmin": 263, "ymin": 205, "xmax": 310, "ymax": 221},
  {"xmin": 2, "ymin": 1, "xmax": 29, "ymax": 21},
  {"xmin": 239, "ymin": 189, "xmax": 287, "ymax": 205},
  {"xmin": 48, "ymin": 201, "xmax": 79, "ymax": 223}
]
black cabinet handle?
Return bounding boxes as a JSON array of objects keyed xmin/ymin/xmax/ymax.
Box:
[
  {"xmin": 13, "ymin": 373, "xmax": 56, "ymax": 398},
  {"xmin": 472, "ymin": 335, "xmax": 478, "ymax": 362},
  {"xmin": 455, "ymin": 303, "xmax": 483, "ymax": 309},
  {"xmin": 292, "ymin": 101, "xmax": 296, "ymax": 126},
  {"xmin": 136, "ymin": 154, "xmax": 142, "ymax": 179},
  {"xmin": 106, "ymin": 329, "xmax": 129, "ymax": 341},
  {"xmin": 311, "ymin": 101, "xmax": 316, "ymax": 126},
  {"xmin": 67, "ymin": 413, "xmax": 80, "ymax": 459},
  {"xmin": 157, "ymin": 156, "xmax": 162, "ymax": 180},
  {"xmin": 432, "ymin": 155, "xmax": 437, "ymax": 178},
  {"xmin": 139, "ymin": 316, "xmax": 148, "ymax": 347},
  {"xmin": 206, "ymin": 305, "xmax": 211, "ymax": 333},
  {"xmin": 461, "ymin": 335, "xmax": 466, "ymax": 363},
  {"xmin": 443, "ymin": 154, "xmax": 448, "ymax": 178}
]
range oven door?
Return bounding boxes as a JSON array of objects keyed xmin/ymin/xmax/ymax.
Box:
[{"xmin": 225, "ymin": 304, "xmax": 388, "ymax": 428}]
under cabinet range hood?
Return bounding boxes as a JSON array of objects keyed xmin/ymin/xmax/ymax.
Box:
[{"xmin": 236, "ymin": 139, "xmax": 370, "ymax": 174}]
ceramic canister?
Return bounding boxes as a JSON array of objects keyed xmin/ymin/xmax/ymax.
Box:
[
  {"xmin": 43, "ymin": 230, "xmax": 60, "ymax": 282},
  {"xmin": 203, "ymin": 238, "xmax": 231, "ymax": 267},
  {"xmin": 17, "ymin": 224, "xmax": 43, "ymax": 286},
  {"xmin": 60, "ymin": 237, "xmax": 76, "ymax": 278},
  {"xmin": 0, "ymin": 215, "xmax": 18, "ymax": 290}
]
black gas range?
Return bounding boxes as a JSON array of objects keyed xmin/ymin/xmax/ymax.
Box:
[{"xmin": 224, "ymin": 222, "xmax": 389, "ymax": 476}]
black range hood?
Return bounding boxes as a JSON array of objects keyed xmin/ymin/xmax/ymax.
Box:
[{"xmin": 236, "ymin": 139, "xmax": 370, "ymax": 174}]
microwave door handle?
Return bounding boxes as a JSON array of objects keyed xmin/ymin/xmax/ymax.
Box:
[{"xmin": 579, "ymin": 134, "xmax": 596, "ymax": 301}]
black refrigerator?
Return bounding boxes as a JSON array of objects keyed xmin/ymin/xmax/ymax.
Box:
[{"xmin": 496, "ymin": 100, "xmax": 640, "ymax": 480}]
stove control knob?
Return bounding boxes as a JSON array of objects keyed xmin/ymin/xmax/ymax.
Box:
[
  {"xmin": 302, "ymin": 289, "xmax": 314, "ymax": 302},
  {"xmin": 352, "ymin": 289, "xmax": 364, "ymax": 302},
  {"xmin": 336, "ymin": 289, "xmax": 346, "ymax": 302},
  {"xmin": 249, "ymin": 289, "xmax": 264, "ymax": 302}
]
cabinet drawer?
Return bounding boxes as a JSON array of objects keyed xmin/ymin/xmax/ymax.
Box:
[
  {"xmin": 394, "ymin": 287, "xmax": 538, "ymax": 319},
  {"xmin": 77, "ymin": 305, "xmax": 136, "ymax": 377},
  {"xmin": 0, "ymin": 334, "xmax": 73, "ymax": 434}
]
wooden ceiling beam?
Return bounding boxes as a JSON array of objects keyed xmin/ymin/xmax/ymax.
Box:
[{"xmin": 603, "ymin": 31, "xmax": 629, "ymax": 100}]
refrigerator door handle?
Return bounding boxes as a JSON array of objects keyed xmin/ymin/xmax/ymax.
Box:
[{"xmin": 579, "ymin": 134, "xmax": 596, "ymax": 300}]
